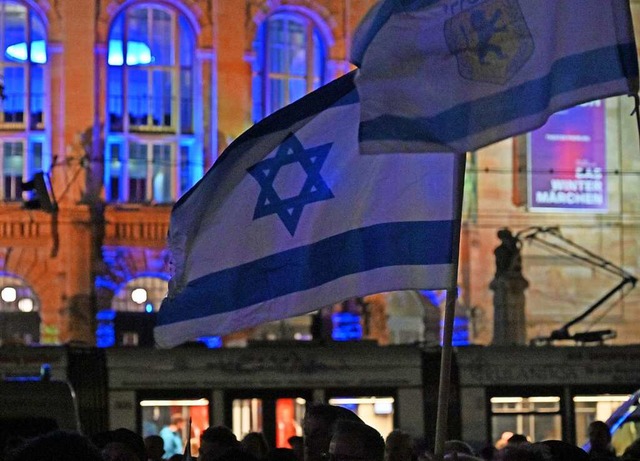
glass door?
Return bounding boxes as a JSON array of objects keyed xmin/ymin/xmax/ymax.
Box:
[{"xmin": 227, "ymin": 390, "xmax": 310, "ymax": 449}]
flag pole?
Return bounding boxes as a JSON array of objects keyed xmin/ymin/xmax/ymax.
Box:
[
  {"xmin": 183, "ymin": 417, "xmax": 193, "ymax": 461},
  {"xmin": 433, "ymin": 152, "xmax": 466, "ymax": 461}
]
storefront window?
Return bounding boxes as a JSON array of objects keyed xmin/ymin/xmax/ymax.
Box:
[
  {"xmin": 232, "ymin": 397, "xmax": 305, "ymax": 448},
  {"xmin": 140, "ymin": 398, "xmax": 209, "ymax": 458},
  {"xmin": 574, "ymin": 393, "xmax": 638, "ymax": 455},
  {"xmin": 491, "ymin": 396, "xmax": 561, "ymax": 443},
  {"xmin": 329, "ymin": 396, "xmax": 395, "ymax": 440}
]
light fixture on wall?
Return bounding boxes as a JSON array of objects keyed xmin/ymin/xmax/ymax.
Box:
[
  {"xmin": 1, "ymin": 286, "xmax": 17, "ymax": 303},
  {"xmin": 131, "ymin": 287, "xmax": 148, "ymax": 305},
  {"xmin": 17, "ymin": 298, "xmax": 34, "ymax": 312}
]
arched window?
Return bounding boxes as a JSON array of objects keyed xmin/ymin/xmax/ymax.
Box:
[
  {"xmin": 105, "ymin": 3, "xmax": 202, "ymax": 204},
  {"xmin": 96, "ymin": 275, "xmax": 168, "ymax": 347},
  {"xmin": 252, "ymin": 11, "xmax": 326, "ymax": 121},
  {"xmin": 111, "ymin": 275, "xmax": 168, "ymax": 313},
  {"xmin": 0, "ymin": 1, "xmax": 49, "ymax": 202}
]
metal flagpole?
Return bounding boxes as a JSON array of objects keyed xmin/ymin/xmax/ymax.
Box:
[
  {"xmin": 433, "ymin": 152, "xmax": 467, "ymax": 461},
  {"xmin": 183, "ymin": 418, "xmax": 194, "ymax": 461}
]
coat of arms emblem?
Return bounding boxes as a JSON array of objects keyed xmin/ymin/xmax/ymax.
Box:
[{"xmin": 444, "ymin": 0, "xmax": 534, "ymax": 85}]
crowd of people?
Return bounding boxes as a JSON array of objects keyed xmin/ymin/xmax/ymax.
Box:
[{"xmin": 2, "ymin": 404, "xmax": 640, "ymax": 461}]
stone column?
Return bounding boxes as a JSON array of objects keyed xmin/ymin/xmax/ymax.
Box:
[
  {"xmin": 490, "ymin": 274, "xmax": 529, "ymax": 345},
  {"xmin": 490, "ymin": 229, "xmax": 529, "ymax": 345}
]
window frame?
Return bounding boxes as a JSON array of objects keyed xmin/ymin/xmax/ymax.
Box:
[
  {"xmin": 0, "ymin": 1, "xmax": 48, "ymax": 131},
  {"xmin": 105, "ymin": 2, "xmax": 200, "ymax": 204},
  {"xmin": 252, "ymin": 11, "xmax": 326, "ymax": 121},
  {"xmin": 0, "ymin": 1, "xmax": 50, "ymax": 202}
]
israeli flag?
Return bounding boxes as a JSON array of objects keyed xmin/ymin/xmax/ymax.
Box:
[
  {"xmin": 154, "ymin": 72, "xmax": 465, "ymax": 348},
  {"xmin": 352, "ymin": 0, "xmax": 639, "ymax": 154}
]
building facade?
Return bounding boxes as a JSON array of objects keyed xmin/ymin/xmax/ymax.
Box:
[{"xmin": 0, "ymin": 0, "xmax": 639, "ymax": 347}]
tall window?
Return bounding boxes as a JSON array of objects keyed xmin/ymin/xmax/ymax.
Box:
[
  {"xmin": 111, "ymin": 275, "xmax": 168, "ymax": 313},
  {"xmin": 252, "ymin": 12, "xmax": 325, "ymax": 121},
  {"xmin": 0, "ymin": 1, "xmax": 49, "ymax": 201},
  {"xmin": 105, "ymin": 4, "xmax": 202, "ymax": 203}
]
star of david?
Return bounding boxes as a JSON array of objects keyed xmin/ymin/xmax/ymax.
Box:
[{"xmin": 247, "ymin": 133, "xmax": 334, "ymax": 236}]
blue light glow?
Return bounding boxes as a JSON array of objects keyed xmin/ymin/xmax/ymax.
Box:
[
  {"xmin": 96, "ymin": 309, "xmax": 116, "ymax": 347},
  {"xmin": 108, "ymin": 40, "xmax": 152, "ymax": 66},
  {"xmin": 4, "ymin": 375, "xmax": 41, "ymax": 382},
  {"xmin": 332, "ymin": 312, "xmax": 363, "ymax": 341},
  {"xmin": 96, "ymin": 309, "xmax": 116, "ymax": 321},
  {"xmin": 4, "ymin": 39, "xmax": 152, "ymax": 66},
  {"xmin": 5, "ymin": 40, "xmax": 47, "ymax": 63},
  {"xmin": 440, "ymin": 316, "xmax": 470, "ymax": 346},
  {"xmin": 145, "ymin": 302, "xmax": 154, "ymax": 313},
  {"xmin": 610, "ymin": 407, "xmax": 635, "ymax": 433},
  {"xmin": 420, "ymin": 289, "xmax": 444, "ymax": 306},
  {"xmin": 336, "ymin": 403, "xmax": 357, "ymax": 412},
  {"xmin": 197, "ymin": 336, "xmax": 223, "ymax": 348}
]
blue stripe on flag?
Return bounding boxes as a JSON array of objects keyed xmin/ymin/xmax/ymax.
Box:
[
  {"xmin": 158, "ymin": 220, "xmax": 457, "ymax": 325},
  {"xmin": 360, "ymin": 44, "xmax": 638, "ymax": 146}
]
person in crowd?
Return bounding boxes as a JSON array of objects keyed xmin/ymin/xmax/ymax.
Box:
[
  {"xmin": 385, "ymin": 429, "xmax": 415, "ymax": 461},
  {"xmin": 93, "ymin": 428, "xmax": 146, "ymax": 461},
  {"xmin": 444, "ymin": 440, "xmax": 476, "ymax": 458},
  {"xmin": 478, "ymin": 445, "xmax": 497, "ymax": 461},
  {"xmin": 421, "ymin": 444, "xmax": 483, "ymax": 461},
  {"xmin": 101, "ymin": 441, "xmax": 141, "ymax": 461},
  {"xmin": 144, "ymin": 435, "xmax": 165, "ymax": 461},
  {"xmin": 443, "ymin": 455, "xmax": 483, "ymax": 461},
  {"xmin": 266, "ymin": 448, "xmax": 298, "ymax": 461},
  {"xmin": 328, "ymin": 420, "xmax": 385, "ymax": 461},
  {"xmin": 241, "ymin": 432, "xmax": 270, "ymax": 460},
  {"xmin": 505, "ymin": 434, "xmax": 529, "ymax": 447},
  {"xmin": 537, "ymin": 440, "xmax": 588, "ymax": 461},
  {"xmin": 621, "ymin": 438, "xmax": 640, "ymax": 460},
  {"xmin": 495, "ymin": 432, "xmax": 517, "ymax": 451},
  {"xmin": 159, "ymin": 415, "xmax": 185, "ymax": 460},
  {"xmin": 6, "ymin": 430, "xmax": 103, "ymax": 461},
  {"xmin": 588, "ymin": 421, "xmax": 618, "ymax": 460},
  {"xmin": 287, "ymin": 436, "xmax": 303, "ymax": 461},
  {"xmin": 303, "ymin": 403, "xmax": 363, "ymax": 461},
  {"xmin": 199, "ymin": 425, "xmax": 256, "ymax": 461},
  {"xmin": 496, "ymin": 443, "xmax": 551, "ymax": 461}
]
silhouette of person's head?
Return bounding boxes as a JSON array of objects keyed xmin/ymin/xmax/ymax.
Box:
[
  {"xmin": 588, "ymin": 421, "xmax": 612, "ymax": 451},
  {"xmin": 329, "ymin": 420, "xmax": 384, "ymax": 461},
  {"xmin": 144, "ymin": 435, "xmax": 165, "ymax": 461},
  {"xmin": 538, "ymin": 440, "xmax": 588, "ymax": 461},
  {"xmin": 92, "ymin": 428, "xmax": 146, "ymax": 461},
  {"xmin": 385, "ymin": 429, "xmax": 413, "ymax": 461},
  {"xmin": 199, "ymin": 425, "xmax": 239, "ymax": 461},
  {"xmin": 303, "ymin": 404, "xmax": 363, "ymax": 461},
  {"xmin": 241, "ymin": 432, "xmax": 269, "ymax": 460},
  {"xmin": 7, "ymin": 430, "xmax": 102, "ymax": 461}
]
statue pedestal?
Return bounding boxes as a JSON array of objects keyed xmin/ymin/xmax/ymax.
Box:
[{"xmin": 490, "ymin": 275, "xmax": 529, "ymax": 345}]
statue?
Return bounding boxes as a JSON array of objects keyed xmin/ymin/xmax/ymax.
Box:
[
  {"xmin": 490, "ymin": 228, "xmax": 529, "ymax": 345},
  {"xmin": 494, "ymin": 229, "xmax": 521, "ymax": 278}
]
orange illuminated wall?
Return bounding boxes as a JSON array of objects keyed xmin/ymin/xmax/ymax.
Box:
[{"xmin": 275, "ymin": 398, "xmax": 298, "ymax": 448}]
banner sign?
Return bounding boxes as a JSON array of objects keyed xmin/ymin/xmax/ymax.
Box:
[{"xmin": 528, "ymin": 100, "xmax": 607, "ymax": 212}]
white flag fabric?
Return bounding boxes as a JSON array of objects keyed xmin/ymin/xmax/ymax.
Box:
[
  {"xmin": 154, "ymin": 71, "xmax": 465, "ymax": 348},
  {"xmin": 351, "ymin": 0, "xmax": 639, "ymax": 154}
]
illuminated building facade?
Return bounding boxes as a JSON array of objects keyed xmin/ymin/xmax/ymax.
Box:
[{"xmin": 0, "ymin": 0, "xmax": 639, "ymax": 347}]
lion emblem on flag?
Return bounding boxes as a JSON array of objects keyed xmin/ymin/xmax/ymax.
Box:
[{"xmin": 444, "ymin": 0, "xmax": 534, "ymax": 85}]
